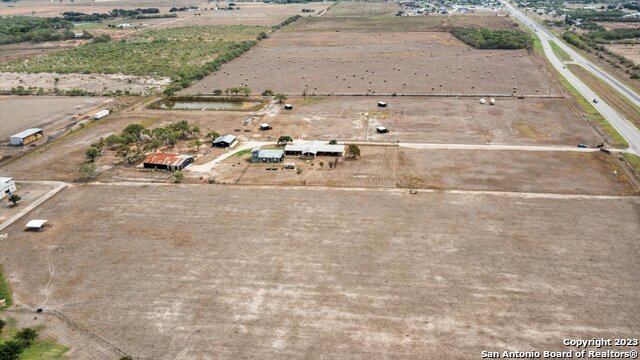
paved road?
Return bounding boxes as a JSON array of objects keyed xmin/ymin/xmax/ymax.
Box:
[{"xmin": 502, "ymin": 1, "xmax": 640, "ymax": 154}]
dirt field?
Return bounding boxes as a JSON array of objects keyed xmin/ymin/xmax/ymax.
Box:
[
  {"xmin": 606, "ymin": 44, "xmax": 640, "ymax": 65},
  {"xmin": 596, "ymin": 22, "xmax": 640, "ymax": 30},
  {"xmin": 325, "ymin": 1, "xmax": 401, "ymax": 17},
  {"xmin": 263, "ymin": 96, "xmax": 598, "ymax": 145},
  {"xmin": 0, "ymin": 1, "xmax": 328, "ymax": 25},
  {"xmin": 0, "ymin": 96, "xmax": 110, "ymax": 141},
  {"xmin": 0, "ymin": 42, "xmax": 82, "ymax": 64},
  {"xmin": 0, "ymin": 72, "xmax": 171, "ymax": 95},
  {"xmin": 398, "ymin": 148, "xmax": 636, "ymax": 195},
  {"xmin": 186, "ymin": 31, "xmax": 557, "ymax": 96},
  {"xmin": 0, "ymin": 185, "xmax": 638, "ymax": 359},
  {"xmin": 285, "ymin": 14, "xmax": 515, "ymax": 32}
]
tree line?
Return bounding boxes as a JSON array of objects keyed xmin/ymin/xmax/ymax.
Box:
[
  {"xmin": 0, "ymin": 16, "xmax": 74, "ymax": 44},
  {"xmin": 450, "ymin": 28, "xmax": 533, "ymax": 50}
]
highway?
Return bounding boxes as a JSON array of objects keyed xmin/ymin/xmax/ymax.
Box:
[{"xmin": 502, "ymin": 1, "xmax": 640, "ymax": 154}]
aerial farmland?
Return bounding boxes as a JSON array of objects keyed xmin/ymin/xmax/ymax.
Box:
[{"xmin": 0, "ymin": 0, "xmax": 639, "ymax": 359}]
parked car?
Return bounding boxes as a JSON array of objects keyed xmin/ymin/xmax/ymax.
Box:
[
  {"xmin": 592, "ymin": 99, "xmax": 598, "ymax": 103},
  {"xmin": 578, "ymin": 144, "xmax": 588, "ymax": 148}
]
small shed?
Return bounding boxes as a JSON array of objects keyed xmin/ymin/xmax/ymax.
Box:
[
  {"xmin": 26, "ymin": 220, "xmax": 47, "ymax": 231},
  {"xmin": 142, "ymin": 153, "xmax": 194, "ymax": 171},
  {"xmin": 94, "ymin": 109, "xmax": 110, "ymax": 119},
  {"xmin": 259, "ymin": 123, "xmax": 272, "ymax": 131},
  {"xmin": 283, "ymin": 162, "xmax": 296, "ymax": 169},
  {"xmin": 251, "ymin": 147, "xmax": 285, "ymax": 163},
  {"xmin": 284, "ymin": 104, "xmax": 293, "ymax": 110},
  {"xmin": 376, "ymin": 126, "xmax": 389, "ymax": 133},
  {"xmin": 0, "ymin": 177, "xmax": 17, "ymax": 200},
  {"xmin": 377, "ymin": 101, "xmax": 387, "ymax": 108},
  {"xmin": 212, "ymin": 134, "xmax": 237, "ymax": 148},
  {"xmin": 10, "ymin": 128, "xmax": 44, "ymax": 146}
]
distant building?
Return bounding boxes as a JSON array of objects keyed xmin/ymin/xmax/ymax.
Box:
[
  {"xmin": 251, "ymin": 147, "xmax": 285, "ymax": 163},
  {"xmin": 0, "ymin": 177, "xmax": 17, "ymax": 200},
  {"xmin": 94, "ymin": 109, "xmax": 109, "ymax": 119},
  {"xmin": 212, "ymin": 134, "xmax": 237, "ymax": 148},
  {"xmin": 285, "ymin": 141, "xmax": 345, "ymax": 158},
  {"xmin": 116, "ymin": 23, "xmax": 132, "ymax": 29},
  {"xmin": 10, "ymin": 128, "xmax": 43, "ymax": 146},
  {"xmin": 142, "ymin": 153, "xmax": 194, "ymax": 171}
]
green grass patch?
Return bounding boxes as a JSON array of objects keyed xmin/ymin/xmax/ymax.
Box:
[
  {"xmin": 550, "ymin": 41, "xmax": 572, "ymax": 62},
  {"xmin": 558, "ymin": 76, "xmax": 628, "ymax": 148},
  {"xmin": 622, "ymin": 153, "xmax": 640, "ymax": 175},
  {"xmin": 1, "ymin": 319, "xmax": 69, "ymax": 360},
  {"xmin": 18, "ymin": 339, "xmax": 69, "ymax": 360},
  {"xmin": 0, "ymin": 265, "xmax": 12, "ymax": 310},
  {"xmin": 233, "ymin": 149, "xmax": 252, "ymax": 157}
]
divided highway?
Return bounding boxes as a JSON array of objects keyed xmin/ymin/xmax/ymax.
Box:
[{"xmin": 502, "ymin": 1, "xmax": 640, "ymax": 154}]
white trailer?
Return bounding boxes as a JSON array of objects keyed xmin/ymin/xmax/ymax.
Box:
[
  {"xmin": 94, "ymin": 110, "xmax": 110, "ymax": 120},
  {"xmin": 0, "ymin": 177, "xmax": 17, "ymax": 200}
]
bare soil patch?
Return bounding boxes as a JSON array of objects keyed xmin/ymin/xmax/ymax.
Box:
[
  {"xmin": 261, "ymin": 96, "xmax": 599, "ymax": 146},
  {"xmin": 325, "ymin": 1, "xmax": 401, "ymax": 17},
  {"xmin": 186, "ymin": 31, "xmax": 556, "ymax": 96},
  {"xmin": 0, "ymin": 185, "xmax": 638, "ymax": 358},
  {"xmin": 0, "ymin": 72, "xmax": 170, "ymax": 95},
  {"xmin": 606, "ymin": 43, "xmax": 640, "ymax": 65},
  {"xmin": 286, "ymin": 14, "xmax": 515, "ymax": 32},
  {"xmin": 0, "ymin": 96, "xmax": 110, "ymax": 140},
  {"xmin": 398, "ymin": 148, "xmax": 637, "ymax": 195}
]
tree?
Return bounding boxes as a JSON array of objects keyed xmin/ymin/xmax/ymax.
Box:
[
  {"xmin": 0, "ymin": 340, "xmax": 22, "ymax": 360},
  {"xmin": 346, "ymin": 144, "xmax": 361, "ymax": 159},
  {"xmin": 205, "ymin": 131, "xmax": 220, "ymax": 140},
  {"xmin": 120, "ymin": 357, "xmax": 133, "ymax": 360},
  {"xmin": 85, "ymin": 147, "xmax": 100, "ymax": 162},
  {"xmin": 261, "ymin": 89, "xmax": 274, "ymax": 96},
  {"xmin": 213, "ymin": 89, "xmax": 223, "ymax": 96},
  {"xmin": 174, "ymin": 171, "xmax": 184, "ymax": 183},
  {"xmin": 193, "ymin": 139, "xmax": 203, "ymax": 151},
  {"xmin": 0, "ymin": 319, "xmax": 6, "ymax": 334},
  {"xmin": 277, "ymin": 135, "xmax": 292, "ymax": 144},
  {"xmin": 319, "ymin": 161, "xmax": 324, "ymax": 169},
  {"xmin": 329, "ymin": 139, "xmax": 337, "ymax": 145},
  {"xmin": 79, "ymin": 163, "xmax": 99, "ymax": 179},
  {"xmin": 15, "ymin": 328, "xmax": 38, "ymax": 343},
  {"xmin": 8, "ymin": 194, "xmax": 21, "ymax": 206},
  {"xmin": 274, "ymin": 93, "xmax": 287, "ymax": 103}
]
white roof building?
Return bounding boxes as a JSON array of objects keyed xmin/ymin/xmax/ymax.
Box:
[{"xmin": 284, "ymin": 141, "xmax": 345, "ymax": 157}]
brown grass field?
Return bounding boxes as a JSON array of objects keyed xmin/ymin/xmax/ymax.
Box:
[
  {"xmin": 186, "ymin": 31, "xmax": 556, "ymax": 96},
  {"xmin": 0, "ymin": 185, "xmax": 638, "ymax": 359}
]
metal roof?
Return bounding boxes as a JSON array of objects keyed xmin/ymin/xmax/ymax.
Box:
[
  {"xmin": 26, "ymin": 220, "xmax": 47, "ymax": 229},
  {"xmin": 0, "ymin": 177, "xmax": 13, "ymax": 184},
  {"xmin": 143, "ymin": 153, "xmax": 193, "ymax": 166},
  {"xmin": 285, "ymin": 141, "xmax": 345, "ymax": 155},
  {"xmin": 254, "ymin": 149, "xmax": 284, "ymax": 159},
  {"xmin": 213, "ymin": 134, "xmax": 237, "ymax": 144},
  {"xmin": 10, "ymin": 128, "xmax": 43, "ymax": 139}
]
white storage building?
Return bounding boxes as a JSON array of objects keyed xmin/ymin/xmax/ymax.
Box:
[{"xmin": 10, "ymin": 128, "xmax": 44, "ymax": 146}]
